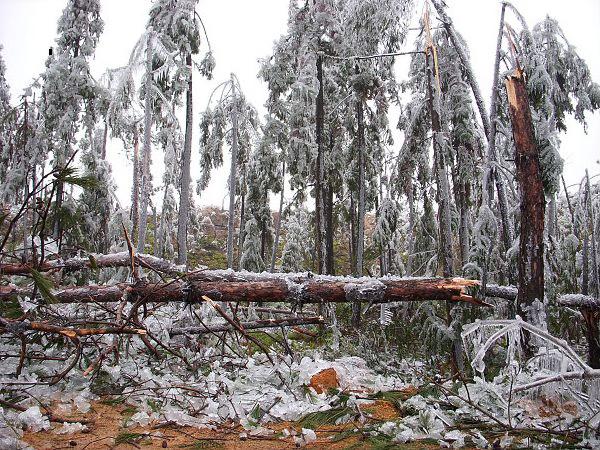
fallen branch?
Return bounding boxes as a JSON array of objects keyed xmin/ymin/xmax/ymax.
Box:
[
  {"xmin": 0, "ymin": 317, "xmax": 147, "ymax": 339},
  {"xmin": 484, "ymin": 284, "xmax": 518, "ymax": 300},
  {"xmin": 0, "ymin": 251, "xmax": 193, "ymax": 277},
  {"xmin": 558, "ymin": 294, "xmax": 600, "ymax": 310},
  {"xmin": 170, "ymin": 316, "xmax": 324, "ymax": 336}
]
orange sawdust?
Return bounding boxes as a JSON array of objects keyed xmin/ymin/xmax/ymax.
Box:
[
  {"xmin": 361, "ymin": 400, "xmax": 401, "ymax": 421},
  {"xmin": 309, "ymin": 367, "xmax": 339, "ymax": 394}
]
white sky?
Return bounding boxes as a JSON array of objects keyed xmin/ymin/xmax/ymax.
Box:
[{"xmin": 0, "ymin": 0, "xmax": 599, "ymax": 209}]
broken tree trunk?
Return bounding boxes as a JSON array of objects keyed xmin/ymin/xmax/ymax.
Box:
[
  {"xmin": 505, "ymin": 68, "xmax": 546, "ymax": 323},
  {"xmin": 0, "ymin": 273, "xmax": 486, "ymax": 307}
]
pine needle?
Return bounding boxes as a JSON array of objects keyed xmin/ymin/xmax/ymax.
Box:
[{"xmin": 29, "ymin": 268, "xmax": 57, "ymax": 304}]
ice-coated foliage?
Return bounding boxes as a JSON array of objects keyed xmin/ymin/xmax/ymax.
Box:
[
  {"xmin": 156, "ymin": 126, "xmax": 182, "ymax": 259},
  {"xmin": 2, "ymin": 4, "xmax": 600, "ymax": 448},
  {"xmin": 280, "ymin": 208, "xmax": 311, "ymax": 272},
  {"xmin": 239, "ymin": 217, "xmax": 264, "ymax": 272},
  {"xmin": 197, "ymin": 83, "xmax": 257, "ymax": 193},
  {"xmin": 40, "ymin": 0, "xmax": 104, "ymax": 168},
  {"xmin": 240, "ymin": 129, "xmax": 280, "ymax": 269},
  {"xmin": 77, "ymin": 128, "xmax": 115, "ymax": 253},
  {"xmin": 0, "ymin": 45, "xmax": 12, "ymax": 192}
]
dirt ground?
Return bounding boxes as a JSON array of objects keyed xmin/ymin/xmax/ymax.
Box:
[{"xmin": 22, "ymin": 398, "xmax": 441, "ymax": 450}]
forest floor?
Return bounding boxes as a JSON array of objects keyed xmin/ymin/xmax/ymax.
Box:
[{"xmin": 21, "ymin": 397, "xmax": 448, "ymax": 450}]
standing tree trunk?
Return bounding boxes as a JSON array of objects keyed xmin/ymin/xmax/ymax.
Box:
[
  {"xmin": 349, "ymin": 192, "xmax": 356, "ymax": 272},
  {"xmin": 406, "ymin": 179, "xmax": 416, "ymax": 276},
  {"xmin": 177, "ymin": 53, "xmax": 194, "ymax": 266},
  {"xmin": 433, "ymin": 0, "xmax": 514, "ymax": 281},
  {"xmin": 487, "ymin": 2, "xmax": 514, "ymax": 282},
  {"xmin": 352, "ymin": 74, "xmax": 366, "ymax": 329},
  {"xmin": 355, "ymin": 93, "xmax": 366, "ymax": 277},
  {"xmin": 325, "ymin": 178, "xmax": 335, "ymax": 275},
  {"xmin": 226, "ymin": 75, "xmax": 239, "ymax": 269},
  {"xmin": 315, "ymin": 54, "xmax": 326, "ymax": 275},
  {"xmin": 505, "ymin": 68, "xmax": 545, "ymax": 324},
  {"xmin": 426, "ymin": 53, "xmax": 453, "ymax": 278},
  {"xmin": 237, "ymin": 186, "xmax": 246, "ymax": 267},
  {"xmin": 53, "ymin": 177, "xmax": 64, "ymax": 251},
  {"xmin": 131, "ymin": 127, "xmax": 140, "ymax": 244},
  {"xmin": 458, "ymin": 180, "xmax": 471, "ymax": 271},
  {"xmin": 270, "ymin": 159, "xmax": 285, "ymax": 273},
  {"xmin": 324, "ymin": 132, "xmax": 335, "ymax": 275},
  {"xmin": 137, "ymin": 35, "xmax": 153, "ymax": 254},
  {"xmin": 100, "ymin": 118, "xmax": 110, "ymax": 253},
  {"xmin": 426, "ymin": 46, "xmax": 462, "ymax": 375}
]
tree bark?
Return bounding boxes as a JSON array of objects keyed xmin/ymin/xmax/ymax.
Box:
[
  {"xmin": 176, "ymin": 53, "xmax": 193, "ymax": 266},
  {"xmin": 505, "ymin": 68, "xmax": 545, "ymax": 322},
  {"xmin": 227, "ymin": 74, "xmax": 239, "ymax": 269}
]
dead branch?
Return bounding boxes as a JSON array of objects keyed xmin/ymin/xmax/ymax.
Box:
[
  {"xmin": 0, "ymin": 251, "xmax": 193, "ymax": 276},
  {"xmin": 170, "ymin": 316, "xmax": 324, "ymax": 336},
  {"xmin": 0, "ymin": 317, "xmax": 147, "ymax": 338}
]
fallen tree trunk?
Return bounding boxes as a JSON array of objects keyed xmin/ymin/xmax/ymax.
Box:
[
  {"xmin": 0, "ymin": 251, "xmax": 191, "ymax": 277},
  {"xmin": 170, "ymin": 316, "xmax": 324, "ymax": 336},
  {"xmin": 0, "ymin": 273, "xmax": 486, "ymax": 306}
]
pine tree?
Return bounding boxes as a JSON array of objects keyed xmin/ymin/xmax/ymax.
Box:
[
  {"xmin": 39, "ymin": 0, "xmax": 104, "ymax": 247},
  {"xmin": 0, "ymin": 45, "xmax": 16, "ymax": 203},
  {"xmin": 148, "ymin": 0, "xmax": 214, "ymax": 265},
  {"xmin": 280, "ymin": 208, "xmax": 311, "ymax": 273},
  {"xmin": 198, "ymin": 75, "xmax": 258, "ymax": 269}
]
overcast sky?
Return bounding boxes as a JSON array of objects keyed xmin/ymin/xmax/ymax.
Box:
[{"xmin": 0, "ymin": 0, "xmax": 599, "ymax": 208}]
